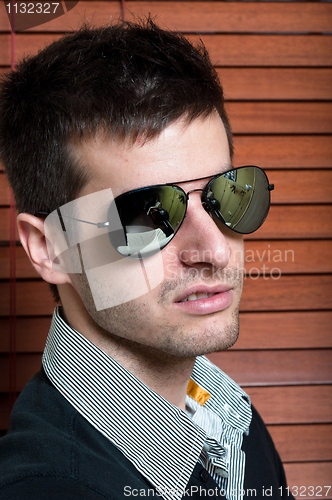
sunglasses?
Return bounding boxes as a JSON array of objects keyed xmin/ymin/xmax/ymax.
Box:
[{"xmin": 38, "ymin": 166, "xmax": 274, "ymax": 259}]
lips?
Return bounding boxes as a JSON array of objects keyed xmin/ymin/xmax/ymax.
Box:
[
  {"xmin": 173, "ymin": 285, "xmax": 233, "ymax": 315},
  {"xmin": 175, "ymin": 285, "xmax": 231, "ymax": 304}
]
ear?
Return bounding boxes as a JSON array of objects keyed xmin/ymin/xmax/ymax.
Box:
[{"xmin": 17, "ymin": 213, "xmax": 72, "ymax": 285}]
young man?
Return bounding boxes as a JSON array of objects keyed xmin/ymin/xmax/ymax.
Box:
[{"xmin": 0, "ymin": 20, "xmax": 293, "ymax": 500}]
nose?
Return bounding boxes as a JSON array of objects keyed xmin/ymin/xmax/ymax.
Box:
[{"xmin": 173, "ymin": 191, "xmax": 233, "ymax": 271}]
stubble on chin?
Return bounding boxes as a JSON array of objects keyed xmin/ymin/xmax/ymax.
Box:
[{"xmin": 70, "ymin": 264, "xmax": 242, "ymax": 359}]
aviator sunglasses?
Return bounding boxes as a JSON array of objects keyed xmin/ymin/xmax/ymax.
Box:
[{"xmin": 37, "ymin": 166, "xmax": 274, "ymax": 259}]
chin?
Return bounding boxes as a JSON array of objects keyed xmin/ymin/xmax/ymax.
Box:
[{"xmin": 158, "ymin": 322, "xmax": 240, "ymax": 359}]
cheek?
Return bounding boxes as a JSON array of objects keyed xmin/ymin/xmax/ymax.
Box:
[
  {"xmin": 158, "ymin": 245, "xmax": 179, "ymax": 281},
  {"xmin": 229, "ymin": 236, "xmax": 244, "ymax": 268},
  {"xmin": 161, "ymin": 244, "xmax": 178, "ymax": 265}
]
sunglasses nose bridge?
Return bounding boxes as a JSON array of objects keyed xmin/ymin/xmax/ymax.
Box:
[
  {"xmin": 186, "ymin": 187, "xmax": 210, "ymax": 213},
  {"xmin": 186, "ymin": 188, "xmax": 204, "ymax": 200},
  {"xmin": 185, "ymin": 187, "xmax": 213, "ymax": 220}
]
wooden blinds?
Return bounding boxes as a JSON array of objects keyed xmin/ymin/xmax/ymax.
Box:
[{"xmin": 0, "ymin": 1, "xmax": 331, "ymax": 496}]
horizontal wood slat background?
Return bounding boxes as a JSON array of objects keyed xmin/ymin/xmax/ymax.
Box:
[
  {"xmin": 1, "ymin": 275, "xmax": 332, "ymax": 315},
  {"xmin": 1, "ymin": 2, "xmax": 332, "ymax": 33},
  {"xmin": 0, "ymin": 36, "xmax": 332, "ymax": 67},
  {"xmin": 0, "ymin": 1, "xmax": 331, "ymax": 496}
]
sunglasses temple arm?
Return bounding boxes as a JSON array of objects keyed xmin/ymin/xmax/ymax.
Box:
[
  {"xmin": 60, "ymin": 215, "xmax": 110, "ymax": 229},
  {"xmin": 36, "ymin": 211, "xmax": 109, "ymax": 229},
  {"xmin": 35, "ymin": 209, "xmax": 110, "ymax": 231}
]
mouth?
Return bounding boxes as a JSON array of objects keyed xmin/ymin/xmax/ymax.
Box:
[
  {"xmin": 175, "ymin": 285, "xmax": 231, "ymax": 303},
  {"xmin": 174, "ymin": 286, "xmax": 233, "ymax": 315},
  {"xmin": 179, "ymin": 292, "xmax": 217, "ymax": 302}
]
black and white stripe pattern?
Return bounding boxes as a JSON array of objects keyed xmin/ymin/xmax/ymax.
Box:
[{"xmin": 42, "ymin": 308, "xmax": 252, "ymax": 500}]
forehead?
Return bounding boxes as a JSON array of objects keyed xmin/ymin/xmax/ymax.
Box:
[{"xmin": 72, "ymin": 113, "xmax": 232, "ymax": 198}]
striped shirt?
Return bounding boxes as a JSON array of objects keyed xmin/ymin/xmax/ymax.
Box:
[{"xmin": 42, "ymin": 307, "xmax": 252, "ymax": 500}]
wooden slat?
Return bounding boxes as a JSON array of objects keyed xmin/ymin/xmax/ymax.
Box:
[
  {"xmin": 0, "ymin": 208, "xmax": 18, "ymax": 240},
  {"xmin": 194, "ymin": 35, "xmax": 332, "ymax": 68},
  {"xmin": 0, "ymin": 33, "xmax": 61, "ymax": 66},
  {"xmin": 236, "ymin": 311, "xmax": 332, "ymax": 350},
  {"xmin": 227, "ymin": 102, "xmax": 332, "ymax": 135},
  {"xmin": 0, "ymin": 280, "xmax": 55, "ymax": 316},
  {"xmin": 246, "ymin": 205, "xmax": 332, "ymax": 240},
  {"xmin": 0, "ymin": 274, "xmax": 331, "ymax": 316},
  {"xmin": 284, "ymin": 462, "xmax": 332, "ymax": 499},
  {"xmin": 266, "ymin": 170, "xmax": 332, "ymax": 204},
  {"xmin": 241, "ymin": 275, "xmax": 332, "ymax": 312},
  {"xmin": 268, "ymin": 424, "xmax": 332, "ymax": 463},
  {"xmin": 0, "ymin": 316, "xmax": 50, "ymax": 352},
  {"xmin": 0, "ymin": 311, "xmax": 331, "ymax": 353},
  {"xmin": 233, "ymin": 136, "xmax": 332, "ymax": 169},
  {"xmin": 207, "ymin": 350, "xmax": 332, "ymax": 387},
  {"xmin": 2, "ymin": 170, "xmax": 332, "ymax": 207},
  {"xmin": 2, "ymin": 205, "xmax": 332, "ymax": 241},
  {"xmin": 125, "ymin": 2, "xmax": 332, "ymax": 34},
  {"xmin": 219, "ymin": 68, "xmax": 332, "ymax": 101},
  {"xmin": 0, "ymin": 172, "xmax": 10, "ymax": 204},
  {"xmin": 0, "ymin": 354, "xmax": 42, "ymax": 392},
  {"xmin": 1, "ymin": 34, "xmax": 331, "ymax": 67},
  {"xmin": 246, "ymin": 386, "xmax": 332, "ymax": 424},
  {"xmin": 244, "ymin": 240, "xmax": 332, "ymax": 275},
  {"xmin": 1, "ymin": 2, "xmax": 331, "ymax": 34},
  {"xmin": 0, "ymin": 246, "xmax": 39, "ymax": 279},
  {"xmin": 1, "ymin": 240, "xmax": 330, "ymax": 279}
]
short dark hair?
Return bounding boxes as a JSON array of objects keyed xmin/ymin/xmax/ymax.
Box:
[{"xmin": 0, "ymin": 19, "xmax": 232, "ymax": 302}]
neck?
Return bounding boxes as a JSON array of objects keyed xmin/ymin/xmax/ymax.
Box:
[
  {"xmin": 102, "ymin": 337, "xmax": 196, "ymax": 411},
  {"xmin": 59, "ymin": 286, "xmax": 195, "ymax": 411}
]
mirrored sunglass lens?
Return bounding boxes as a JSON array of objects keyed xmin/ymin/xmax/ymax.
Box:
[
  {"xmin": 207, "ymin": 166, "xmax": 270, "ymax": 234},
  {"xmin": 108, "ymin": 186, "xmax": 187, "ymax": 256}
]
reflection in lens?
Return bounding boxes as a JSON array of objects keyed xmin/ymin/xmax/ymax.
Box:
[
  {"xmin": 207, "ymin": 166, "xmax": 270, "ymax": 234},
  {"xmin": 108, "ymin": 185, "xmax": 187, "ymax": 257}
]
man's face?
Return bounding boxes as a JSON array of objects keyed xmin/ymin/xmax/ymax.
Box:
[{"xmin": 69, "ymin": 113, "xmax": 244, "ymax": 357}]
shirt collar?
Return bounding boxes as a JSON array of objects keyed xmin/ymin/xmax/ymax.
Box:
[{"xmin": 42, "ymin": 307, "xmax": 251, "ymax": 500}]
